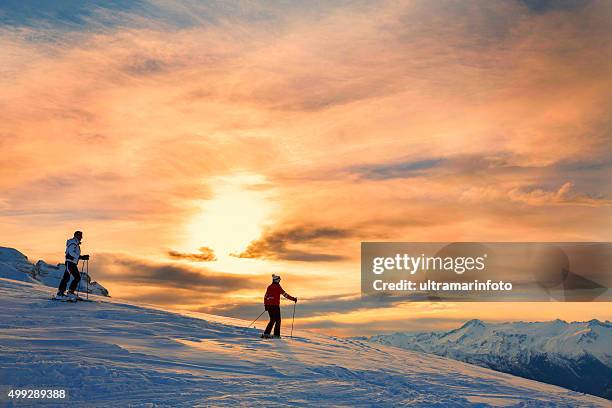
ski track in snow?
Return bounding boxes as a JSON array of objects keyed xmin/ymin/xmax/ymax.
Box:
[{"xmin": 0, "ymin": 278, "xmax": 609, "ymax": 407}]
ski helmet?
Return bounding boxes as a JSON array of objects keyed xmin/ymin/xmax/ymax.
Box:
[{"xmin": 272, "ymin": 274, "xmax": 281, "ymax": 282}]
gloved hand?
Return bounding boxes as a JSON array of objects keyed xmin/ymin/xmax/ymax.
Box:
[
  {"xmin": 80, "ymin": 254, "xmax": 90, "ymax": 260},
  {"xmin": 293, "ymin": 297, "xmax": 298, "ymax": 303}
]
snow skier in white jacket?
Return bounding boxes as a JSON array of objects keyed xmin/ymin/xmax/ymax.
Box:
[{"xmin": 56, "ymin": 231, "xmax": 89, "ymax": 300}]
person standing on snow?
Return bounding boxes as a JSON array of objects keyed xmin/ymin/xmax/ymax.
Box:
[
  {"xmin": 261, "ymin": 274, "xmax": 297, "ymax": 338},
  {"xmin": 56, "ymin": 230, "xmax": 89, "ymax": 300}
]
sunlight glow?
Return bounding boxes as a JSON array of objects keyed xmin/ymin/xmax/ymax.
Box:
[{"xmin": 185, "ymin": 173, "xmax": 274, "ymax": 259}]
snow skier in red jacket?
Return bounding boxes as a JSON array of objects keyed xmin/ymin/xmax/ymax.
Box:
[{"xmin": 261, "ymin": 274, "xmax": 297, "ymax": 338}]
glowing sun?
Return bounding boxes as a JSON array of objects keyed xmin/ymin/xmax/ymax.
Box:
[{"xmin": 185, "ymin": 173, "xmax": 274, "ymax": 258}]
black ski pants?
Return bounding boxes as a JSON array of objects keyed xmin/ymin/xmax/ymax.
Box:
[
  {"xmin": 264, "ymin": 305, "xmax": 281, "ymax": 336},
  {"xmin": 58, "ymin": 261, "xmax": 80, "ymax": 293}
]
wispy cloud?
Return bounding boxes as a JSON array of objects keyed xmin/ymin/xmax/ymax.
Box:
[
  {"xmin": 519, "ymin": 0, "xmax": 591, "ymax": 13},
  {"xmin": 168, "ymin": 247, "xmax": 217, "ymax": 262},
  {"xmin": 353, "ymin": 158, "xmax": 445, "ymax": 180},
  {"xmin": 232, "ymin": 226, "xmax": 351, "ymax": 262},
  {"xmin": 509, "ymin": 182, "xmax": 612, "ymax": 207},
  {"xmin": 199, "ymin": 293, "xmax": 402, "ymax": 321},
  {"xmin": 93, "ymin": 253, "xmax": 255, "ymax": 292}
]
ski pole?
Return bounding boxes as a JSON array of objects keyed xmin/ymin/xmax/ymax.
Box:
[
  {"xmin": 76, "ymin": 261, "xmax": 85, "ymax": 298},
  {"xmin": 248, "ymin": 310, "xmax": 266, "ymax": 328},
  {"xmin": 290, "ymin": 302, "xmax": 296, "ymax": 339},
  {"xmin": 86, "ymin": 259, "xmax": 89, "ymax": 300}
]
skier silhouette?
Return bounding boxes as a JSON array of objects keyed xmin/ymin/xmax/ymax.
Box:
[
  {"xmin": 261, "ymin": 274, "xmax": 297, "ymax": 338},
  {"xmin": 56, "ymin": 230, "xmax": 89, "ymax": 300}
]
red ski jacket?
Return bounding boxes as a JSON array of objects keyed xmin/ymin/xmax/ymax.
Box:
[{"xmin": 264, "ymin": 282, "xmax": 295, "ymax": 305}]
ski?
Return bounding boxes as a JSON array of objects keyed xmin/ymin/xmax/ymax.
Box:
[
  {"xmin": 50, "ymin": 295, "xmax": 95, "ymax": 303},
  {"xmin": 51, "ymin": 296, "xmax": 77, "ymax": 303},
  {"xmin": 75, "ymin": 296, "xmax": 95, "ymax": 302}
]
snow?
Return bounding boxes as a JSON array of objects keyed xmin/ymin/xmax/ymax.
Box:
[
  {"xmin": 0, "ymin": 261, "xmax": 36, "ymax": 284},
  {"xmin": 0, "ymin": 247, "xmax": 36, "ymax": 279},
  {"xmin": 0, "ymin": 278, "xmax": 609, "ymax": 407}
]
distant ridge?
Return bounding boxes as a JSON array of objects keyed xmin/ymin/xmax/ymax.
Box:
[{"xmin": 367, "ymin": 319, "xmax": 612, "ymax": 399}]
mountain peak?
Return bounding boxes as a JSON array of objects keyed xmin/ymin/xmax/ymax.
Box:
[
  {"xmin": 551, "ymin": 318, "xmax": 568, "ymax": 326},
  {"xmin": 461, "ymin": 319, "xmax": 486, "ymax": 329},
  {"xmin": 586, "ymin": 319, "xmax": 605, "ymax": 328}
]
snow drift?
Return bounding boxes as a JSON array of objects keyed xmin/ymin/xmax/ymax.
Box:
[{"xmin": 0, "ymin": 277, "xmax": 609, "ymax": 406}]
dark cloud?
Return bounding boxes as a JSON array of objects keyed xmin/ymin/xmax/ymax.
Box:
[
  {"xmin": 553, "ymin": 158, "xmax": 612, "ymax": 197},
  {"xmin": 352, "ymin": 158, "xmax": 444, "ymax": 180},
  {"xmin": 122, "ymin": 57, "xmax": 181, "ymax": 77},
  {"xmin": 555, "ymin": 158, "xmax": 612, "ymax": 173},
  {"xmin": 167, "ymin": 247, "xmax": 217, "ymax": 262},
  {"xmin": 197, "ymin": 293, "xmax": 403, "ymax": 322},
  {"xmin": 349, "ymin": 154, "xmax": 530, "ymax": 180},
  {"xmin": 120, "ymin": 288, "xmax": 213, "ymax": 306},
  {"xmin": 519, "ymin": 0, "xmax": 591, "ymax": 13},
  {"xmin": 231, "ymin": 226, "xmax": 351, "ymax": 262},
  {"xmin": 94, "ymin": 253, "xmax": 254, "ymax": 292}
]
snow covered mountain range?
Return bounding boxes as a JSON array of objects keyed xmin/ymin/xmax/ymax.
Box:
[
  {"xmin": 0, "ymin": 246, "xmax": 109, "ymax": 296},
  {"xmin": 367, "ymin": 319, "xmax": 612, "ymax": 400}
]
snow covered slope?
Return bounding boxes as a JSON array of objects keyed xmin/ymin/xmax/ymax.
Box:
[
  {"xmin": 0, "ymin": 247, "xmax": 109, "ymax": 296},
  {"xmin": 0, "ymin": 247, "xmax": 38, "ymax": 283},
  {"xmin": 0, "ymin": 278, "xmax": 609, "ymax": 407},
  {"xmin": 368, "ymin": 319, "xmax": 612, "ymax": 400}
]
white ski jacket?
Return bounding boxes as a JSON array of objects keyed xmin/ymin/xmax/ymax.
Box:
[{"xmin": 65, "ymin": 237, "xmax": 81, "ymax": 264}]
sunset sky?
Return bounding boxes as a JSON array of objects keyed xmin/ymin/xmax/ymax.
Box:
[{"xmin": 1, "ymin": 0, "xmax": 611, "ymax": 335}]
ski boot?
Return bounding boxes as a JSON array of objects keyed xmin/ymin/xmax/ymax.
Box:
[
  {"xmin": 54, "ymin": 292, "xmax": 68, "ymax": 300},
  {"xmin": 261, "ymin": 333, "xmax": 273, "ymax": 339}
]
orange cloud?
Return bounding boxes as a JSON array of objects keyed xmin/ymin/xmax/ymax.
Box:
[
  {"xmin": 509, "ymin": 182, "xmax": 612, "ymax": 207},
  {"xmin": 168, "ymin": 246, "xmax": 217, "ymax": 262}
]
